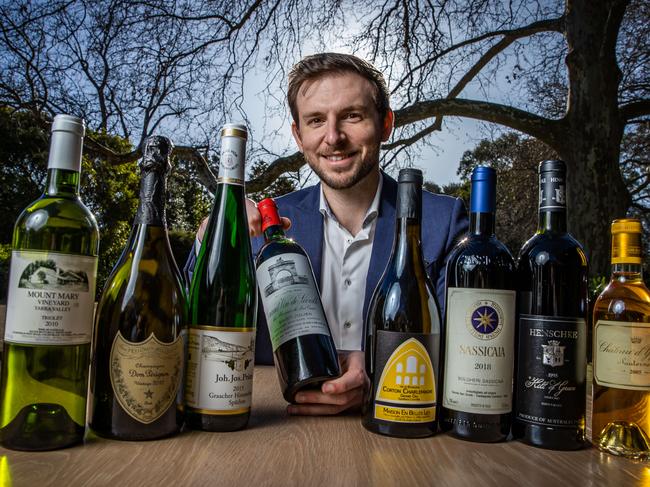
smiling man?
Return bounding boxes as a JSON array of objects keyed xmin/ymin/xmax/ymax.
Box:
[{"xmin": 186, "ymin": 53, "xmax": 468, "ymax": 416}]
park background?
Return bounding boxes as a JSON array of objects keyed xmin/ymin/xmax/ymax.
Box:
[{"xmin": 0, "ymin": 0, "xmax": 647, "ymax": 301}]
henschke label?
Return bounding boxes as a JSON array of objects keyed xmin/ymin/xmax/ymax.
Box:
[
  {"xmin": 516, "ymin": 314, "xmax": 586, "ymax": 428},
  {"xmin": 443, "ymin": 287, "xmax": 516, "ymax": 414},
  {"xmin": 185, "ymin": 327, "xmax": 255, "ymax": 413},
  {"xmin": 4, "ymin": 250, "xmax": 97, "ymax": 345},
  {"xmin": 256, "ymin": 252, "xmax": 331, "ymax": 352}
]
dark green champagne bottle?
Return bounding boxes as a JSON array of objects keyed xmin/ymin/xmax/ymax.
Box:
[
  {"xmin": 0, "ymin": 115, "xmax": 99, "ymax": 451},
  {"xmin": 513, "ymin": 160, "xmax": 588, "ymax": 450},
  {"xmin": 88, "ymin": 136, "xmax": 187, "ymax": 440},
  {"xmin": 440, "ymin": 166, "xmax": 516, "ymax": 442},
  {"xmin": 363, "ymin": 168, "xmax": 441, "ymax": 438},
  {"xmin": 185, "ymin": 124, "xmax": 257, "ymax": 432}
]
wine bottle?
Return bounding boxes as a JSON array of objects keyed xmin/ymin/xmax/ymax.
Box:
[
  {"xmin": 88, "ymin": 136, "xmax": 187, "ymax": 440},
  {"xmin": 513, "ymin": 160, "xmax": 588, "ymax": 450},
  {"xmin": 440, "ymin": 166, "xmax": 516, "ymax": 442},
  {"xmin": 185, "ymin": 123, "xmax": 257, "ymax": 432},
  {"xmin": 589, "ymin": 219, "xmax": 650, "ymax": 460},
  {"xmin": 255, "ymin": 198, "xmax": 340, "ymax": 403},
  {"xmin": 0, "ymin": 114, "xmax": 99, "ymax": 450},
  {"xmin": 362, "ymin": 168, "xmax": 441, "ymax": 438}
]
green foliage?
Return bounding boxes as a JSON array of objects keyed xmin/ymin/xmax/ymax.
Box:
[
  {"xmin": 248, "ymin": 158, "xmax": 298, "ymax": 201},
  {"xmin": 457, "ymin": 132, "xmax": 555, "ymax": 254},
  {"xmin": 0, "ymin": 107, "xmax": 49, "ymax": 243},
  {"xmin": 80, "ymin": 130, "xmax": 139, "ymax": 295},
  {"xmin": 167, "ymin": 156, "xmax": 212, "ymax": 233},
  {"xmin": 0, "ymin": 243, "xmax": 10, "ymax": 299}
]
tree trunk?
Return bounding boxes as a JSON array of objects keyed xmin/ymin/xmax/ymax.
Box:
[{"xmin": 559, "ymin": 0, "xmax": 631, "ymax": 277}]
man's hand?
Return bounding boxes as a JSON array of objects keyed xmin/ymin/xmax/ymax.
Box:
[
  {"xmin": 245, "ymin": 198, "xmax": 291, "ymax": 237},
  {"xmin": 287, "ymin": 351, "xmax": 369, "ymax": 415},
  {"xmin": 195, "ymin": 198, "xmax": 291, "ymax": 243}
]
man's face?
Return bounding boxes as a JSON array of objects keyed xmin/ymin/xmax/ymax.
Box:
[{"xmin": 291, "ymin": 72, "xmax": 392, "ymax": 190}]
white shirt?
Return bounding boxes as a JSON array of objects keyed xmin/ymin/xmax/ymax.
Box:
[{"xmin": 319, "ymin": 177, "xmax": 383, "ymax": 351}]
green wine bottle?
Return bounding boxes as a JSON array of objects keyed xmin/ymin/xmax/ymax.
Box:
[
  {"xmin": 0, "ymin": 114, "xmax": 99, "ymax": 451},
  {"xmin": 89, "ymin": 136, "xmax": 187, "ymax": 440},
  {"xmin": 185, "ymin": 123, "xmax": 257, "ymax": 432}
]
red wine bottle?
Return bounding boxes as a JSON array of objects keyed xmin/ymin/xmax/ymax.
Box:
[
  {"xmin": 513, "ymin": 160, "xmax": 588, "ymax": 450},
  {"xmin": 255, "ymin": 198, "xmax": 340, "ymax": 402},
  {"xmin": 440, "ymin": 166, "xmax": 517, "ymax": 442}
]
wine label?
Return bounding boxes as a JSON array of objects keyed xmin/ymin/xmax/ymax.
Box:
[
  {"xmin": 515, "ymin": 315, "xmax": 586, "ymax": 428},
  {"xmin": 185, "ymin": 327, "xmax": 255, "ymax": 413},
  {"xmin": 218, "ymin": 134, "xmax": 245, "ymax": 185},
  {"xmin": 256, "ymin": 253, "xmax": 332, "ymax": 352},
  {"xmin": 4, "ymin": 250, "xmax": 97, "ymax": 345},
  {"xmin": 110, "ymin": 331, "xmax": 184, "ymax": 424},
  {"xmin": 594, "ymin": 320, "xmax": 650, "ymax": 391},
  {"xmin": 443, "ymin": 287, "xmax": 516, "ymax": 414},
  {"xmin": 539, "ymin": 172, "xmax": 566, "ymax": 211},
  {"xmin": 372, "ymin": 332, "xmax": 438, "ymax": 423}
]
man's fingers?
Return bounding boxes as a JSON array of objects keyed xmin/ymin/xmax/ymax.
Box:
[
  {"xmin": 289, "ymin": 387, "xmax": 364, "ymax": 415},
  {"xmin": 294, "ymin": 385, "xmax": 362, "ymax": 407},
  {"xmin": 245, "ymin": 198, "xmax": 262, "ymax": 236},
  {"xmin": 281, "ymin": 217, "xmax": 292, "ymax": 230},
  {"xmin": 322, "ymin": 351, "xmax": 368, "ymax": 394}
]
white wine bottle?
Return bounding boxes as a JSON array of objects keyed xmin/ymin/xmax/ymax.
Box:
[
  {"xmin": 88, "ymin": 136, "xmax": 187, "ymax": 440},
  {"xmin": 363, "ymin": 168, "xmax": 441, "ymax": 438},
  {"xmin": 0, "ymin": 115, "xmax": 99, "ymax": 451},
  {"xmin": 185, "ymin": 123, "xmax": 257, "ymax": 432}
]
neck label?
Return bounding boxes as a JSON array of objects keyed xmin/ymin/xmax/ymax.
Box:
[
  {"xmin": 218, "ymin": 136, "xmax": 245, "ymax": 185},
  {"xmin": 539, "ymin": 173, "xmax": 566, "ymax": 211}
]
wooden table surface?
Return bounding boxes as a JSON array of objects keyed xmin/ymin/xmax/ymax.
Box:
[{"xmin": 0, "ymin": 364, "xmax": 645, "ymax": 487}]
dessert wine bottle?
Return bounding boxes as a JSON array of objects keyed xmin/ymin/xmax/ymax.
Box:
[{"xmin": 589, "ymin": 219, "xmax": 650, "ymax": 460}]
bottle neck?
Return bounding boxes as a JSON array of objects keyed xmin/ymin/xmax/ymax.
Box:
[
  {"xmin": 263, "ymin": 224, "xmax": 285, "ymax": 242},
  {"xmin": 134, "ymin": 170, "xmax": 167, "ymax": 227},
  {"xmin": 537, "ymin": 210, "xmax": 567, "ymax": 233},
  {"xmin": 45, "ymin": 168, "xmax": 80, "ymax": 197},
  {"xmin": 470, "ymin": 212, "xmax": 495, "ymax": 236},
  {"xmin": 611, "ymin": 262, "xmax": 644, "ymax": 282},
  {"xmin": 391, "ymin": 217, "xmax": 423, "ymax": 273}
]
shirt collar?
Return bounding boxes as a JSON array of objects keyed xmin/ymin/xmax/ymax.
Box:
[{"xmin": 319, "ymin": 175, "xmax": 383, "ymax": 228}]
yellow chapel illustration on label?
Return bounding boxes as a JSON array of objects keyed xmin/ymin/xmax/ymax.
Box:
[{"xmin": 374, "ymin": 338, "xmax": 436, "ymax": 423}]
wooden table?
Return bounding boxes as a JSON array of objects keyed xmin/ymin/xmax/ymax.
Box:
[
  {"xmin": 0, "ymin": 303, "xmax": 646, "ymax": 486},
  {"xmin": 0, "ymin": 364, "xmax": 646, "ymax": 487}
]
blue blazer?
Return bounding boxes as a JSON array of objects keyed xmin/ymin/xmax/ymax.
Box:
[{"xmin": 184, "ymin": 172, "xmax": 468, "ymax": 365}]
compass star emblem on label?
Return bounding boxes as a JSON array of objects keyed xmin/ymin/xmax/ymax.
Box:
[{"xmin": 466, "ymin": 300, "xmax": 504, "ymax": 340}]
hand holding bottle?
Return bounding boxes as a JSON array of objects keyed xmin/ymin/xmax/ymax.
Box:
[
  {"xmin": 195, "ymin": 199, "xmax": 291, "ymax": 243},
  {"xmin": 287, "ymin": 351, "xmax": 369, "ymax": 415}
]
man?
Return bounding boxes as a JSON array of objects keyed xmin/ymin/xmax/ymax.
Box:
[{"xmin": 186, "ymin": 53, "xmax": 468, "ymax": 416}]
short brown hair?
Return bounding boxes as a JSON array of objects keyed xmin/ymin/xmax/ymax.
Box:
[{"xmin": 287, "ymin": 53, "xmax": 390, "ymax": 125}]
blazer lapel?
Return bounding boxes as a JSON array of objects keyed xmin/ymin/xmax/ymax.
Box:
[
  {"xmin": 363, "ymin": 173, "xmax": 397, "ymax": 320},
  {"xmin": 291, "ymin": 183, "xmax": 324, "ymax": 287}
]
